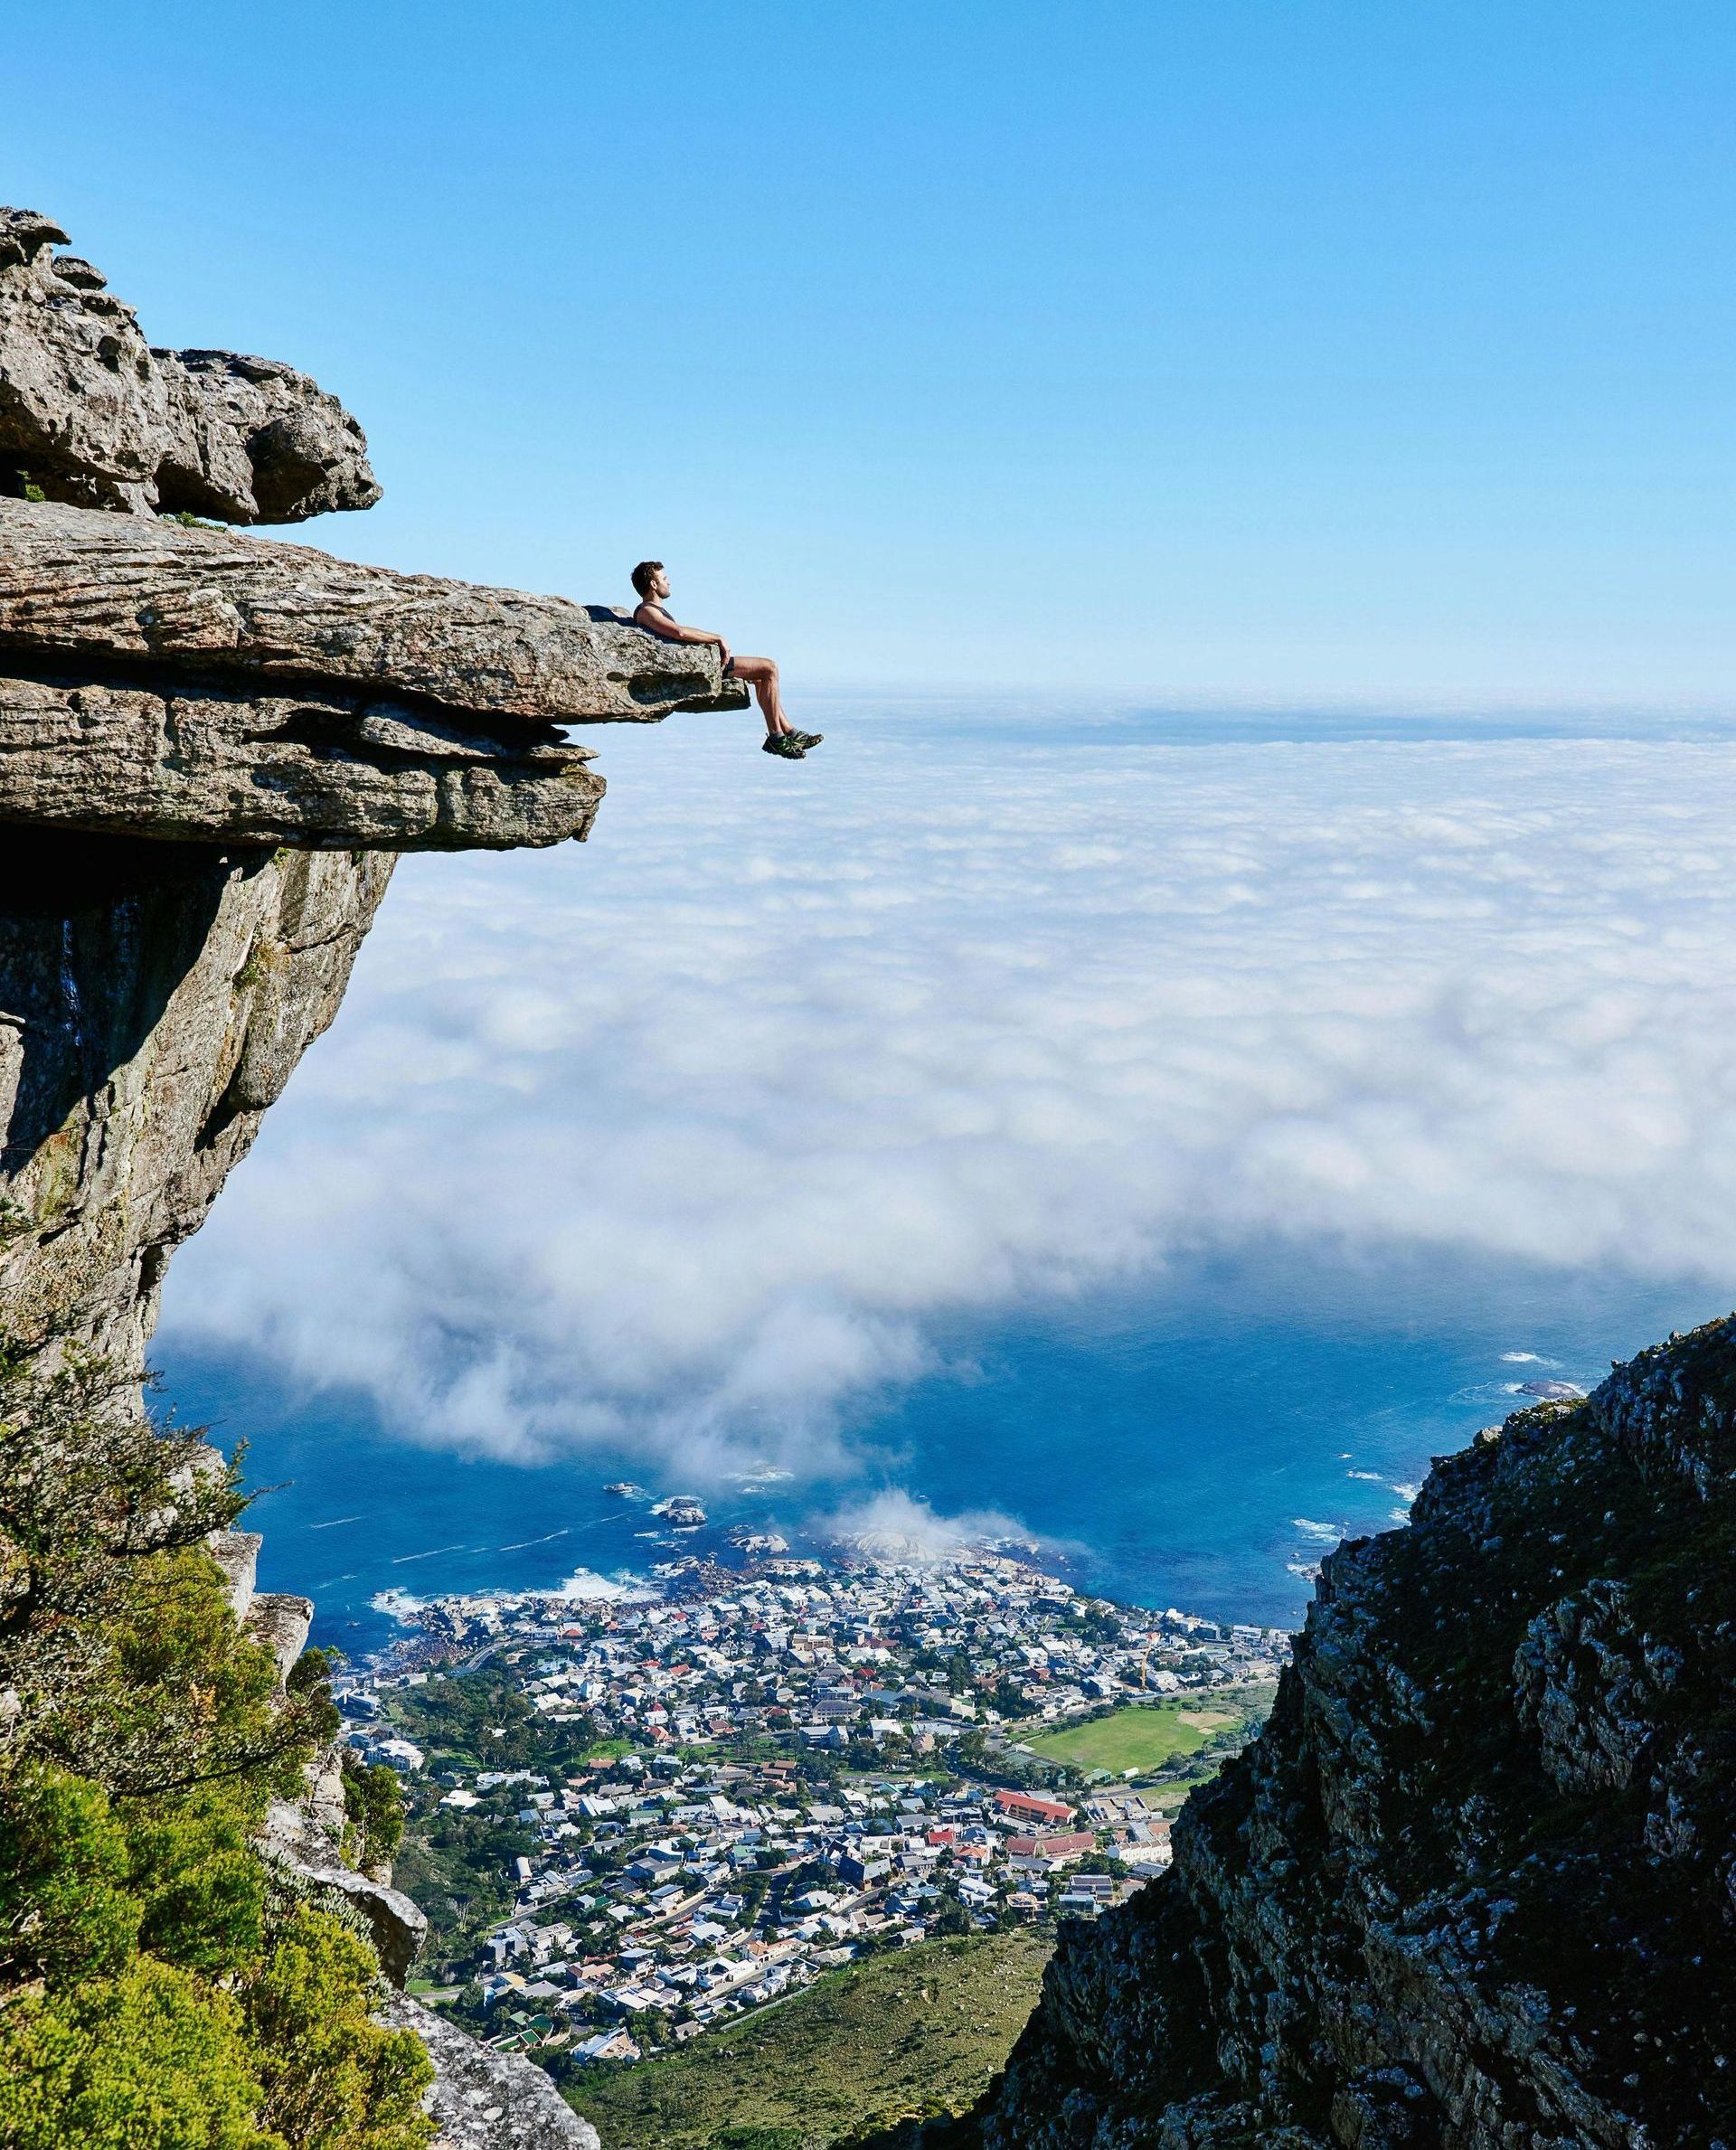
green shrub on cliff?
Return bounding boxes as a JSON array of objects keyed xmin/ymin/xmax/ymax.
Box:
[
  {"xmin": 0, "ymin": 1346, "xmax": 433, "ymax": 2150},
  {"xmin": 0, "ymin": 1956, "xmax": 268, "ymax": 2150},
  {"xmin": 340, "ymin": 1749, "xmax": 407, "ymax": 1874}
]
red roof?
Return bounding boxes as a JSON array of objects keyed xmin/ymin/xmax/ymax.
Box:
[{"xmin": 994, "ymin": 1789, "xmax": 1074, "ymax": 1825}]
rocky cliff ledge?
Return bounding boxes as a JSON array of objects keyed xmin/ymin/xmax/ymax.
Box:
[
  {"xmin": 0, "ymin": 498, "xmax": 742, "ymax": 848},
  {"xmin": 947, "ymin": 1318, "xmax": 1736, "ymax": 2150},
  {"xmin": 0, "ymin": 208, "xmax": 716, "ymax": 2149},
  {"xmin": 0, "ymin": 207, "xmax": 744, "ymax": 1380}
]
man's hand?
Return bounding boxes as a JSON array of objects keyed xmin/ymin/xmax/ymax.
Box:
[{"xmin": 716, "ymin": 638, "xmax": 732, "ymax": 667}]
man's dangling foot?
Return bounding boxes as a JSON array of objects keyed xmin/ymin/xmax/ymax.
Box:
[
  {"xmin": 791, "ymin": 731, "xmax": 825, "ymax": 749},
  {"xmin": 763, "ymin": 732, "xmax": 807, "ymax": 759}
]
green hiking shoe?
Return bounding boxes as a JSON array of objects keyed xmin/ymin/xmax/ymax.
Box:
[
  {"xmin": 763, "ymin": 733, "xmax": 807, "ymax": 759},
  {"xmin": 792, "ymin": 731, "xmax": 825, "ymax": 749}
]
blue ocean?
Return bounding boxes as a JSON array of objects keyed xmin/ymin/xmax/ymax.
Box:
[{"xmin": 158, "ymin": 1247, "xmax": 1711, "ymax": 1660}]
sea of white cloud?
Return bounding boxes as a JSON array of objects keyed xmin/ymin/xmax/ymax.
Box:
[{"xmin": 159, "ymin": 710, "xmax": 1736, "ymax": 1479}]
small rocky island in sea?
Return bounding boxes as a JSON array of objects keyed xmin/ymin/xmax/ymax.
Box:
[
  {"xmin": 651, "ymin": 1495, "xmax": 708, "ymax": 1528},
  {"xmin": 728, "ymin": 1525, "xmax": 791, "ymax": 1555}
]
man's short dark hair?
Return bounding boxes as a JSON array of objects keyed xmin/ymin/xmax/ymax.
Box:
[{"xmin": 631, "ymin": 560, "xmax": 663, "ymax": 598}]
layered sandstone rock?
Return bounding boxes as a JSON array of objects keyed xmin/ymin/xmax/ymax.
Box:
[
  {"xmin": 0, "ymin": 207, "xmax": 380, "ymax": 521},
  {"xmin": 0, "ymin": 497, "xmax": 743, "ymax": 731},
  {"xmin": 945, "ymin": 1320, "xmax": 1736, "ymax": 2150},
  {"xmin": 0, "ymin": 496, "xmax": 752, "ymax": 850},
  {"xmin": 0, "ymin": 670, "xmax": 605, "ymax": 850}
]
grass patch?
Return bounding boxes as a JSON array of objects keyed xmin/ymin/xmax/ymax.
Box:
[
  {"xmin": 562, "ymin": 1929, "xmax": 1051, "ymax": 2148},
  {"xmin": 1023, "ymin": 1693, "xmax": 1260, "ymax": 1777}
]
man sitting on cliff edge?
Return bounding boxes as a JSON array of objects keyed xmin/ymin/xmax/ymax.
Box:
[{"xmin": 631, "ymin": 561, "xmax": 821, "ymax": 761}]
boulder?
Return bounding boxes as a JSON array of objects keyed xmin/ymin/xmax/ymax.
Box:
[{"xmin": 0, "ymin": 208, "xmax": 379, "ymax": 522}]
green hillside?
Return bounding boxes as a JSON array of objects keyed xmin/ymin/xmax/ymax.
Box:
[{"xmin": 562, "ymin": 1929, "xmax": 1051, "ymax": 2148}]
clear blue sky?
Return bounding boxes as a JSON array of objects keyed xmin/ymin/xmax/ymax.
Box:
[{"xmin": 11, "ymin": 2, "xmax": 1734, "ymax": 701}]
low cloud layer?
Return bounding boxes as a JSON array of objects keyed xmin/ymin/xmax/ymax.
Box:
[
  {"xmin": 818, "ymin": 1489, "xmax": 1038, "ymax": 1563},
  {"xmin": 162, "ymin": 720, "xmax": 1736, "ymax": 1476}
]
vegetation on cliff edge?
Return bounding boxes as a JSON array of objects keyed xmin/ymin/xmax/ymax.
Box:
[{"xmin": 0, "ymin": 1346, "xmax": 432, "ymax": 2150}]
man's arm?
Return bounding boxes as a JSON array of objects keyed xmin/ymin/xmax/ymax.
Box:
[{"xmin": 633, "ymin": 601, "xmax": 729, "ymax": 661}]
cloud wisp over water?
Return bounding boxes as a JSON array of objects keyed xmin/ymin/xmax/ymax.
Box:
[
  {"xmin": 162, "ymin": 719, "xmax": 1736, "ymax": 1476},
  {"xmin": 819, "ymin": 1489, "xmax": 1039, "ymax": 1565}
]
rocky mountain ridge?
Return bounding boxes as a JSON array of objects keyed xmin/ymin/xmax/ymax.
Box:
[{"xmin": 939, "ymin": 1317, "xmax": 1736, "ymax": 2150}]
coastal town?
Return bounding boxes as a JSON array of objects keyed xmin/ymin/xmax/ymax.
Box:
[{"xmin": 340, "ymin": 1542, "xmax": 1288, "ymax": 2070}]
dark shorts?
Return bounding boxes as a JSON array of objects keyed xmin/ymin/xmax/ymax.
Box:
[{"xmin": 723, "ymin": 657, "xmax": 738, "ymax": 678}]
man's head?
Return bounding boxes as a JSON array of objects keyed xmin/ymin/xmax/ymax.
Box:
[{"xmin": 631, "ymin": 560, "xmax": 667, "ymax": 599}]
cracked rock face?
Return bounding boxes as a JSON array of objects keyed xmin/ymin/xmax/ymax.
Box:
[
  {"xmin": 955, "ymin": 1319, "xmax": 1736, "ymax": 2150},
  {"xmin": 0, "ymin": 835, "xmax": 392, "ymax": 1373},
  {"xmin": 1512, "ymin": 1580, "xmax": 1680, "ymax": 1796},
  {"xmin": 0, "ymin": 207, "xmax": 380, "ymax": 522}
]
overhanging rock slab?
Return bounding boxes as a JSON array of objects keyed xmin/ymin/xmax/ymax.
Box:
[{"xmin": 0, "ymin": 498, "xmax": 747, "ymax": 725}]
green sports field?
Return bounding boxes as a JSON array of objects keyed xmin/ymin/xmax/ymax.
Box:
[{"xmin": 1022, "ymin": 1693, "xmax": 1257, "ymax": 1776}]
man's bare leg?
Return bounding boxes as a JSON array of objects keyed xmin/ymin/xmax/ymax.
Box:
[{"xmin": 731, "ymin": 655, "xmax": 792, "ymax": 736}]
